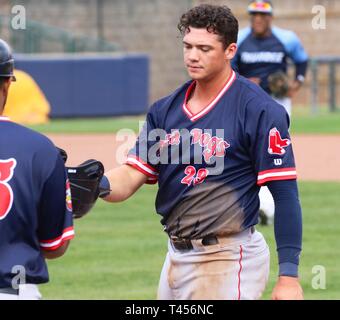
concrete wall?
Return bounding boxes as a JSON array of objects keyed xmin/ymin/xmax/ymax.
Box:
[{"xmin": 0, "ymin": 0, "xmax": 339, "ymax": 107}]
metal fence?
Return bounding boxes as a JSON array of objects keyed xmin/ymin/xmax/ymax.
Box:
[
  {"xmin": 0, "ymin": 15, "xmax": 120, "ymax": 53},
  {"xmin": 310, "ymin": 56, "xmax": 339, "ymax": 114}
]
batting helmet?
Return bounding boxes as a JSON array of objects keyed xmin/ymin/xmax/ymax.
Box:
[
  {"xmin": 247, "ymin": 1, "xmax": 273, "ymax": 15},
  {"xmin": 0, "ymin": 39, "xmax": 16, "ymax": 81}
]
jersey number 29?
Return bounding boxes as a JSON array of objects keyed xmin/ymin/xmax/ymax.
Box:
[
  {"xmin": 181, "ymin": 166, "xmax": 209, "ymax": 186},
  {"xmin": 0, "ymin": 159, "xmax": 17, "ymax": 220}
]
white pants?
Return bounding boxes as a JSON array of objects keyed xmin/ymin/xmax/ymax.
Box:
[
  {"xmin": 273, "ymin": 97, "xmax": 292, "ymax": 117},
  {"xmin": 157, "ymin": 229, "xmax": 270, "ymax": 300},
  {"xmin": 0, "ymin": 284, "xmax": 42, "ymax": 300},
  {"xmin": 259, "ymin": 186, "xmax": 275, "ymax": 224}
]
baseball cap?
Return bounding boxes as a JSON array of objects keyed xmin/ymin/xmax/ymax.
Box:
[{"xmin": 247, "ymin": 1, "xmax": 273, "ymax": 15}]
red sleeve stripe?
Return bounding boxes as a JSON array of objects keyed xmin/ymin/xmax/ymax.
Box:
[
  {"xmin": 257, "ymin": 175, "xmax": 297, "ymax": 186},
  {"xmin": 126, "ymin": 156, "xmax": 158, "ymax": 178},
  {"xmin": 257, "ymin": 168, "xmax": 297, "ymax": 185},
  {"xmin": 40, "ymin": 227, "xmax": 75, "ymax": 251}
]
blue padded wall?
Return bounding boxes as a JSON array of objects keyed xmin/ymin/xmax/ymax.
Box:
[{"xmin": 14, "ymin": 54, "xmax": 149, "ymax": 118}]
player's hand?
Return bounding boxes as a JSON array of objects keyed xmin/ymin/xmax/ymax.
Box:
[
  {"xmin": 248, "ymin": 77, "xmax": 261, "ymax": 85},
  {"xmin": 271, "ymin": 276, "xmax": 304, "ymax": 300},
  {"xmin": 287, "ymin": 80, "xmax": 302, "ymax": 98}
]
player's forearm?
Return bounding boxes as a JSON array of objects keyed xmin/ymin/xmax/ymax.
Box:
[
  {"xmin": 295, "ymin": 60, "xmax": 308, "ymax": 84},
  {"xmin": 102, "ymin": 164, "xmax": 147, "ymax": 202},
  {"xmin": 267, "ymin": 180, "xmax": 303, "ymax": 277}
]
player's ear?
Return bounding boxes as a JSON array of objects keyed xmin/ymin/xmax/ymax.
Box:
[
  {"xmin": 1, "ymin": 78, "xmax": 11, "ymax": 94},
  {"xmin": 225, "ymin": 43, "xmax": 237, "ymax": 60}
]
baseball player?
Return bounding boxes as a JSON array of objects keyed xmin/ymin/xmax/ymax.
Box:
[
  {"xmin": 0, "ymin": 39, "xmax": 107, "ymax": 300},
  {"xmin": 232, "ymin": 0, "xmax": 308, "ymax": 225},
  {"xmin": 0, "ymin": 39, "xmax": 74, "ymax": 300},
  {"xmin": 102, "ymin": 4, "xmax": 303, "ymax": 300},
  {"xmin": 232, "ymin": 0, "xmax": 309, "ymax": 117}
]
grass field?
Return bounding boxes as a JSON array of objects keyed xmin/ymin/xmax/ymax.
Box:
[
  {"xmin": 39, "ymin": 181, "xmax": 340, "ymax": 300},
  {"xmin": 27, "ymin": 106, "xmax": 340, "ymax": 135}
]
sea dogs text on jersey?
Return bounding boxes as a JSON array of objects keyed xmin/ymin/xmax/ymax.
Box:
[{"xmin": 152, "ymin": 128, "xmax": 230, "ymax": 166}]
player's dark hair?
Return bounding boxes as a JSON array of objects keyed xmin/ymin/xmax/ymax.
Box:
[{"xmin": 178, "ymin": 4, "xmax": 239, "ymax": 49}]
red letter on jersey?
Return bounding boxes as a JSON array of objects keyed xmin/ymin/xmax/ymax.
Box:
[
  {"xmin": 0, "ymin": 158, "xmax": 17, "ymax": 220},
  {"xmin": 268, "ymin": 127, "xmax": 290, "ymax": 155}
]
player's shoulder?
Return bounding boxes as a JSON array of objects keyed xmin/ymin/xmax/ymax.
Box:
[
  {"xmin": 237, "ymin": 26, "xmax": 252, "ymax": 46},
  {"xmin": 5, "ymin": 121, "xmax": 58, "ymax": 156},
  {"xmin": 235, "ymin": 73, "xmax": 271, "ymax": 102},
  {"xmin": 234, "ymin": 73, "xmax": 287, "ymax": 117},
  {"xmin": 271, "ymin": 26, "xmax": 301, "ymax": 46}
]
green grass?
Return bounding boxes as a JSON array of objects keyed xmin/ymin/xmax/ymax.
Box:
[
  {"xmin": 260, "ymin": 181, "xmax": 340, "ymax": 300},
  {"xmin": 291, "ymin": 106, "xmax": 340, "ymax": 134},
  {"xmin": 39, "ymin": 181, "xmax": 340, "ymax": 300},
  {"xmin": 25, "ymin": 106, "xmax": 340, "ymax": 135}
]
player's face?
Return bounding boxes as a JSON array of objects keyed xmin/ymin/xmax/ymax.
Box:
[
  {"xmin": 183, "ymin": 27, "xmax": 237, "ymax": 81},
  {"xmin": 250, "ymin": 13, "xmax": 272, "ymax": 36}
]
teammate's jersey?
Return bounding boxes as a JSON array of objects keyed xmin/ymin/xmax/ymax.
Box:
[
  {"xmin": 127, "ymin": 71, "xmax": 297, "ymax": 239},
  {"xmin": 232, "ymin": 26, "xmax": 308, "ymax": 93},
  {"xmin": 0, "ymin": 117, "xmax": 74, "ymax": 288}
]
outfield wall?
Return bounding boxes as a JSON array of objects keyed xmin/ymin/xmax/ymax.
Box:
[{"xmin": 14, "ymin": 54, "xmax": 149, "ymax": 118}]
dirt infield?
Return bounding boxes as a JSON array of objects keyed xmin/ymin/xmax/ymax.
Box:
[{"xmin": 48, "ymin": 133, "xmax": 340, "ymax": 181}]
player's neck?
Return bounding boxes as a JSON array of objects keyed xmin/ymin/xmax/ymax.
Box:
[
  {"xmin": 194, "ymin": 67, "xmax": 232, "ymax": 100},
  {"xmin": 187, "ymin": 67, "xmax": 232, "ymax": 115},
  {"xmin": 252, "ymin": 28, "xmax": 272, "ymax": 38}
]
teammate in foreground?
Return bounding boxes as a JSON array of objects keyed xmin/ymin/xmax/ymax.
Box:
[
  {"xmin": 232, "ymin": 0, "xmax": 308, "ymax": 225},
  {"xmin": 103, "ymin": 5, "xmax": 303, "ymax": 300},
  {"xmin": 0, "ymin": 38, "xmax": 74, "ymax": 299},
  {"xmin": 0, "ymin": 39, "xmax": 106, "ymax": 299}
]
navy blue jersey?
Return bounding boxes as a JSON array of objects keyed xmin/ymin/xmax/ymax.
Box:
[
  {"xmin": 127, "ymin": 71, "xmax": 297, "ymax": 238},
  {"xmin": 0, "ymin": 117, "xmax": 74, "ymax": 288},
  {"xmin": 232, "ymin": 26, "xmax": 308, "ymax": 93}
]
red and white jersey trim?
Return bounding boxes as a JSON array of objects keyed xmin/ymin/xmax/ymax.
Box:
[
  {"xmin": 126, "ymin": 155, "xmax": 159, "ymax": 184},
  {"xmin": 40, "ymin": 226, "xmax": 75, "ymax": 251},
  {"xmin": 183, "ymin": 70, "xmax": 236, "ymax": 122},
  {"xmin": 257, "ymin": 167, "xmax": 297, "ymax": 185},
  {"xmin": 0, "ymin": 116, "xmax": 10, "ymax": 122}
]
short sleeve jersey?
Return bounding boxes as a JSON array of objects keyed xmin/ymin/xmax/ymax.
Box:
[
  {"xmin": 0, "ymin": 117, "xmax": 74, "ymax": 287},
  {"xmin": 127, "ymin": 71, "xmax": 297, "ymax": 239}
]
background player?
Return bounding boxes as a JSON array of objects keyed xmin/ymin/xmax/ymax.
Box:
[
  {"xmin": 101, "ymin": 4, "xmax": 303, "ymax": 300},
  {"xmin": 232, "ymin": 0, "xmax": 309, "ymax": 225},
  {"xmin": 0, "ymin": 39, "xmax": 74, "ymax": 300},
  {"xmin": 232, "ymin": 0, "xmax": 309, "ymax": 117}
]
